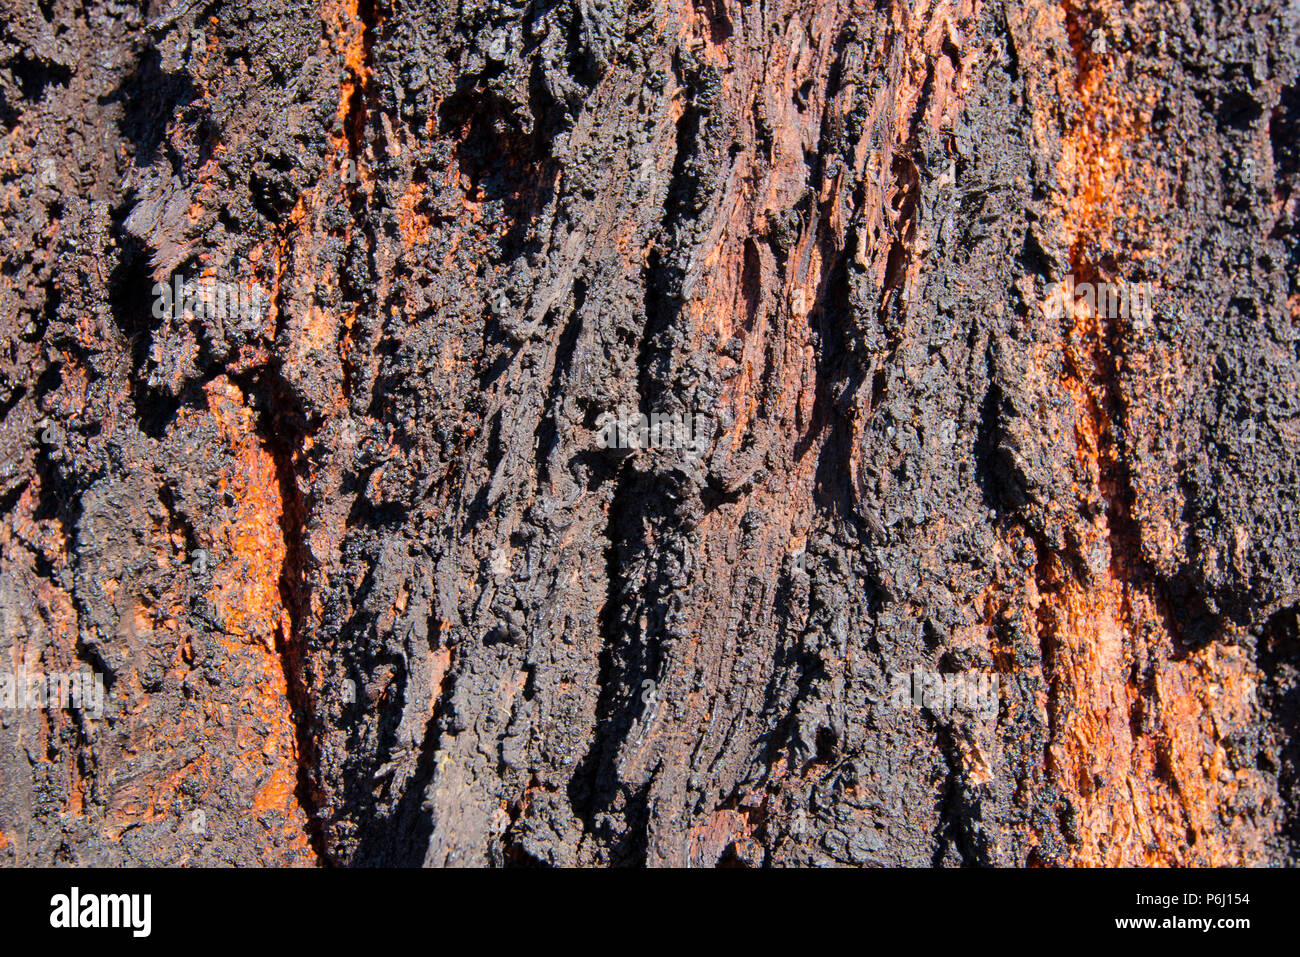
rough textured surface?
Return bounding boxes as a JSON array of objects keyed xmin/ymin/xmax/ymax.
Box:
[{"xmin": 0, "ymin": 0, "xmax": 1297, "ymax": 866}]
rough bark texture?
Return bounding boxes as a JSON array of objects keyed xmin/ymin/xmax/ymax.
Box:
[{"xmin": 1, "ymin": 0, "xmax": 1298, "ymax": 867}]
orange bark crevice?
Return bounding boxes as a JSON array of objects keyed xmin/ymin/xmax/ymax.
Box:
[{"xmin": 1015, "ymin": 0, "xmax": 1270, "ymax": 865}]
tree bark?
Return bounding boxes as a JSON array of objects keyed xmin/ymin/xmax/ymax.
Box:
[{"xmin": 0, "ymin": 0, "xmax": 1298, "ymax": 866}]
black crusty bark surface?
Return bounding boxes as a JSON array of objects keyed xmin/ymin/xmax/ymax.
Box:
[{"xmin": 0, "ymin": 0, "xmax": 1298, "ymax": 866}]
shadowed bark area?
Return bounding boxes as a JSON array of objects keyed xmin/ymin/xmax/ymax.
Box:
[{"xmin": 0, "ymin": 0, "xmax": 1297, "ymax": 866}]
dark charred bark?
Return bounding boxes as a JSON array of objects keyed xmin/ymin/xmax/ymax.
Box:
[{"xmin": 0, "ymin": 0, "xmax": 1298, "ymax": 866}]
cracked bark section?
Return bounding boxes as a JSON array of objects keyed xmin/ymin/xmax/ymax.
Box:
[
  {"xmin": 2, "ymin": 0, "xmax": 1298, "ymax": 866},
  {"xmin": 997, "ymin": 0, "xmax": 1286, "ymax": 865}
]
